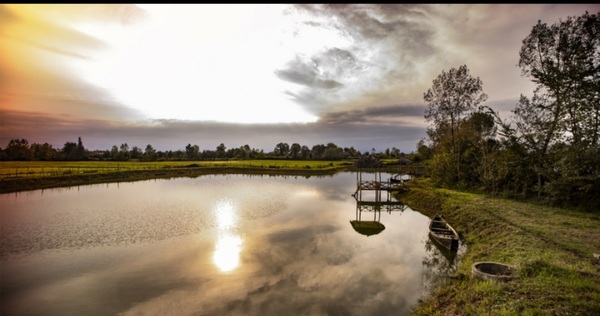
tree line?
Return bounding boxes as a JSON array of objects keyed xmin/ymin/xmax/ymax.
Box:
[
  {"xmin": 0, "ymin": 137, "xmax": 417, "ymax": 162},
  {"xmin": 421, "ymin": 11, "xmax": 599, "ymax": 212}
]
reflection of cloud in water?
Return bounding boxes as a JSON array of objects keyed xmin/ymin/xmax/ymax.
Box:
[
  {"xmin": 121, "ymin": 213, "xmax": 422, "ymax": 315},
  {"xmin": 5, "ymin": 174, "xmax": 432, "ymax": 315}
]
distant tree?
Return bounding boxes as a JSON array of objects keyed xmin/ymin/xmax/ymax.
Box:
[
  {"xmin": 240, "ymin": 144, "xmax": 251, "ymax": 158},
  {"xmin": 216, "ymin": 143, "xmax": 226, "ymax": 158},
  {"xmin": 119, "ymin": 143, "xmax": 130, "ymax": 161},
  {"xmin": 31, "ymin": 143, "xmax": 58, "ymax": 160},
  {"xmin": 311, "ymin": 144, "xmax": 326, "ymax": 159},
  {"xmin": 185, "ymin": 144, "xmax": 200, "ymax": 159},
  {"xmin": 130, "ymin": 146, "xmax": 143, "ymax": 160},
  {"xmin": 201, "ymin": 149, "xmax": 216, "ymax": 159},
  {"xmin": 416, "ymin": 139, "xmax": 432, "ymax": 161},
  {"xmin": 59, "ymin": 138, "xmax": 86, "ymax": 160},
  {"xmin": 274, "ymin": 142, "xmax": 290, "ymax": 157},
  {"xmin": 300, "ymin": 145, "xmax": 311, "ymax": 159},
  {"xmin": 4, "ymin": 138, "xmax": 32, "ymax": 160},
  {"xmin": 342, "ymin": 146, "xmax": 359, "ymax": 158},
  {"xmin": 424, "ymin": 64, "xmax": 488, "ymax": 184},
  {"xmin": 172, "ymin": 149, "xmax": 185, "ymax": 160},
  {"xmin": 110, "ymin": 145, "xmax": 119, "ymax": 160},
  {"xmin": 144, "ymin": 144, "xmax": 157, "ymax": 161},
  {"xmin": 62, "ymin": 141, "xmax": 77, "ymax": 160},
  {"xmin": 290, "ymin": 143, "xmax": 301, "ymax": 159},
  {"xmin": 322, "ymin": 147, "xmax": 344, "ymax": 160}
]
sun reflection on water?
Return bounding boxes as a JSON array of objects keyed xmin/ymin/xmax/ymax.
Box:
[
  {"xmin": 212, "ymin": 199, "xmax": 243, "ymax": 273},
  {"xmin": 213, "ymin": 233, "xmax": 242, "ymax": 272}
]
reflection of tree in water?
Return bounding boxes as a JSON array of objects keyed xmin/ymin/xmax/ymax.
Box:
[{"xmin": 419, "ymin": 236, "xmax": 466, "ymax": 297}]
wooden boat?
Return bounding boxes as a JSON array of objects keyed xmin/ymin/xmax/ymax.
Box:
[{"xmin": 428, "ymin": 214, "xmax": 459, "ymax": 252}]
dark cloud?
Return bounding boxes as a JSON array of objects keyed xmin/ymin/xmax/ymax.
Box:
[
  {"xmin": 277, "ymin": 4, "xmax": 439, "ymax": 113},
  {"xmin": 319, "ymin": 104, "xmax": 425, "ymax": 125},
  {"xmin": 275, "ymin": 55, "xmax": 343, "ymax": 90},
  {"xmin": 0, "ymin": 107, "xmax": 427, "ymax": 154}
]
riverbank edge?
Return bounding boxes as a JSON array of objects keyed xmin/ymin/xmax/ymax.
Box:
[
  {"xmin": 397, "ymin": 178, "xmax": 600, "ymax": 315},
  {"xmin": 0, "ymin": 166, "xmax": 352, "ymax": 194}
]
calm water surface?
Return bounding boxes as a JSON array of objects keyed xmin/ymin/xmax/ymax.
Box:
[{"xmin": 1, "ymin": 172, "xmax": 458, "ymax": 316}]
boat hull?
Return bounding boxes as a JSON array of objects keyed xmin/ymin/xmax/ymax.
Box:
[{"xmin": 428, "ymin": 215, "xmax": 459, "ymax": 252}]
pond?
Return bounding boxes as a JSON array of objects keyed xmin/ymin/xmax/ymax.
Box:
[{"xmin": 0, "ymin": 172, "xmax": 460, "ymax": 316}]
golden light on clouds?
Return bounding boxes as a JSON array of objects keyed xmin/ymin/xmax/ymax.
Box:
[
  {"xmin": 2, "ymin": 4, "xmax": 596, "ymax": 152},
  {"xmin": 67, "ymin": 4, "xmax": 320, "ymax": 123}
]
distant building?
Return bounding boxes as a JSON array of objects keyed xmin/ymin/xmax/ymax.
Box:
[{"xmin": 397, "ymin": 157, "xmax": 412, "ymax": 165}]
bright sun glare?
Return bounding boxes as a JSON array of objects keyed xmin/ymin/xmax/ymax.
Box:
[
  {"xmin": 212, "ymin": 199, "xmax": 242, "ymax": 272},
  {"xmin": 73, "ymin": 4, "xmax": 320, "ymax": 123}
]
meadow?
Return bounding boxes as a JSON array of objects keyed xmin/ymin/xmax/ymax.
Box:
[
  {"xmin": 0, "ymin": 160, "xmax": 367, "ymax": 194},
  {"xmin": 401, "ymin": 179, "xmax": 600, "ymax": 315},
  {"xmin": 0, "ymin": 160, "xmax": 353, "ymax": 180}
]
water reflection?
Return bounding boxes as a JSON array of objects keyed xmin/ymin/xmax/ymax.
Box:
[
  {"xmin": 350, "ymin": 182, "xmax": 407, "ymax": 237},
  {"xmin": 0, "ymin": 173, "xmax": 455, "ymax": 316},
  {"xmin": 213, "ymin": 233, "xmax": 242, "ymax": 272},
  {"xmin": 420, "ymin": 233, "xmax": 467, "ymax": 296},
  {"xmin": 213, "ymin": 199, "xmax": 242, "ymax": 272}
]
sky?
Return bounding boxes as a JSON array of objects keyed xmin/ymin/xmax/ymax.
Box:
[{"xmin": 1, "ymin": 4, "xmax": 599, "ymax": 153}]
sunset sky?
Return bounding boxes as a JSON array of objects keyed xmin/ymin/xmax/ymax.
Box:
[{"xmin": 1, "ymin": 4, "xmax": 598, "ymax": 153}]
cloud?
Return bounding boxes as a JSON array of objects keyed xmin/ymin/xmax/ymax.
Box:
[
  {"xmin": 274, "ymin": 54, "xmax": 344, "ymax": 90},
  {"xmin": 3, "ymin": 4, "xmax": 599, "ymax": 155},
  {"xmin": 319, "ymin": 104, "xmax": 425, "ymax": 125}
]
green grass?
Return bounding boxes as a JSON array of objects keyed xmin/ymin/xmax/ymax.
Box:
[
  {"xmin": 0, "ymin": 160, "xmax": 356, "ymax": 193},
  {"xmin": 400, "ymin": 178, "xmax": 600, "ymax": 315},
  {"xmin": 0, "ymin": 160, "xmax": 351, "ymax": 179}
]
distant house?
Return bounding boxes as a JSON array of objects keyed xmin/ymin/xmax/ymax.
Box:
[{"xmin": 397, "ymin": 157, "xmax": 412, "ymax": 165}]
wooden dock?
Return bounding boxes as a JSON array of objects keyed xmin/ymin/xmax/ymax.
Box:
[
  {"xmin": 356, "ymin": 180, "xmax": 405, "ymax": 192},
  {"xmin": 353, "ymin": 170, "xmax": 407, "ymax": 195}
]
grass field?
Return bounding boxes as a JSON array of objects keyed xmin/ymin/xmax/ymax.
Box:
[
  {"xmin": 0, "ymin": 160, "xmax": 353, "ymax": 179},
  {"xmin": 400, "ymin": 179, "xmax": 600, "ymax": 315}
]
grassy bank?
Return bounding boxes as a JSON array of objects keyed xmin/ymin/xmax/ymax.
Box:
[
  {"xmin": 0, "ymin": 160, "xmax": 416, "ymax": 193},
  {"xmin": 0, "ymin": 160, "xmax": 352, "ymax": 193},
  {"xmin": 399, "ymin": 178, "xmax": 600, "ymax": 315}
]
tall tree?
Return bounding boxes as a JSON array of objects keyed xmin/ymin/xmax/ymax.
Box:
[
  {"xmin": 518, "ymin": 10, "xmax": 600, "ymax": 149},
  {"xmin": 424, "ymin": 64, "xmax": 488, "ymax": 183},
  {"xmin": 516, "ymin": 11, "xmax": 600, "ymax": 201}
]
